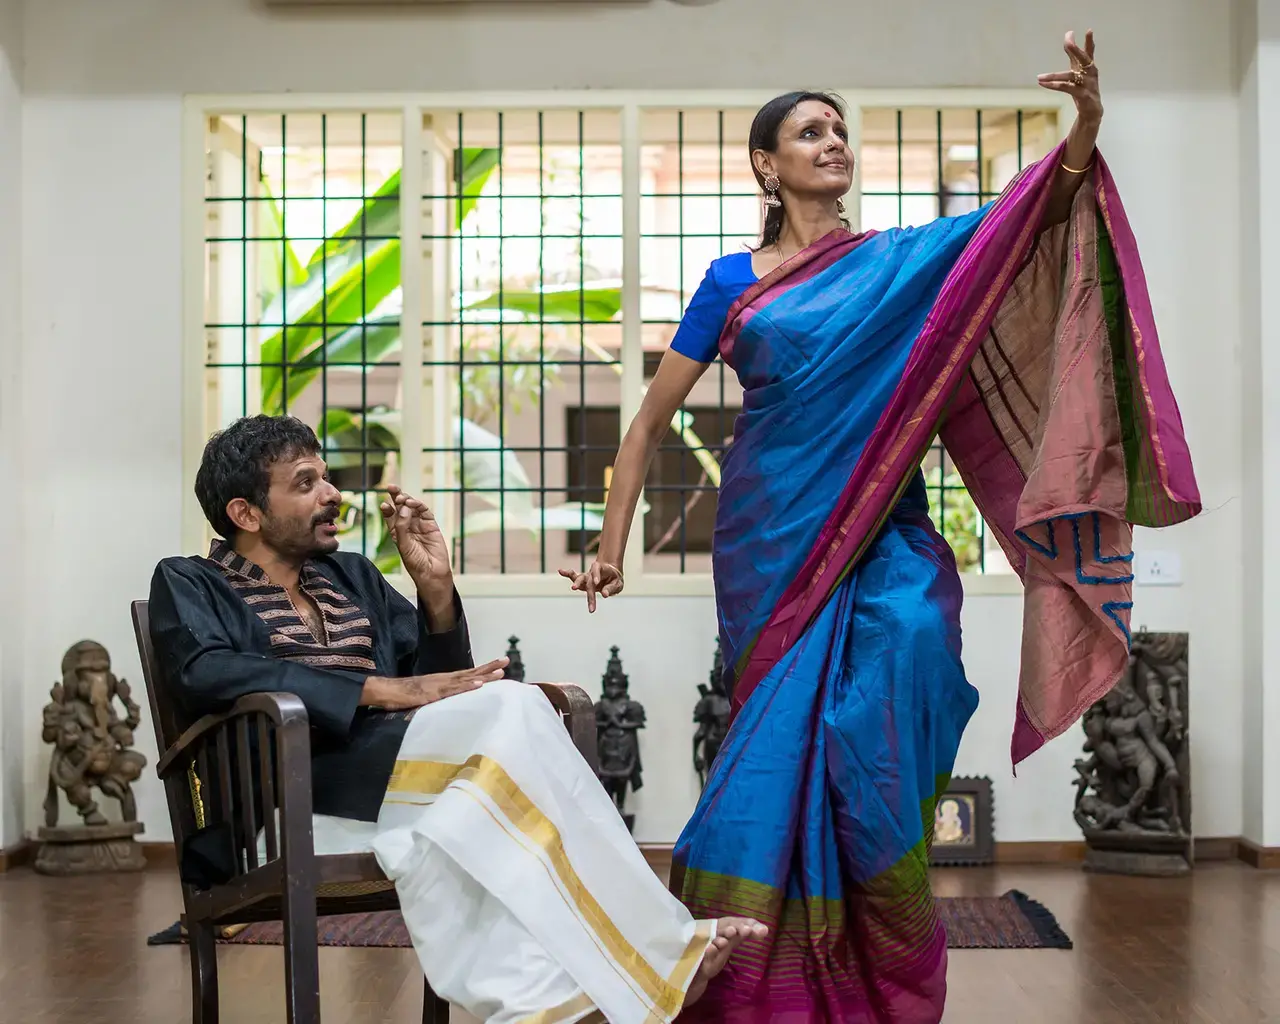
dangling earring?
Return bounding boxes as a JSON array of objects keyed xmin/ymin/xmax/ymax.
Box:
[
  {"xmin": 763, "ymin": 174, "xmax": 782, "ymax": 209},
  {"xmin": 836, "ymin": 197, "xmax": 846, "ymax": 215}
]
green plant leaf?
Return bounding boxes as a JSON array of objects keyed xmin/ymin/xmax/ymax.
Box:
[
  {"xmin": 924, "ymin": 467, "xmax": 983, "ymax": 573},
  {"xmin": 261, "ymin": 240, "xmax": 402, "ymax": 414},
  {"xmin": 283, "ymin": 315, "xmax": 402, "ymax": 407},
  {"xmin": 259, "ymin": 172, "xmax": 400, "ymax": 332},
  {"xmin": 259, "ymin": 150, "xmax": 502, "ymax": 413},
  {"xmin": 451, "ymin": 149, "xmax": 501, "ymax": 230},
  {"xmin": 308, "ymin": 170, "xmax": 402, "ymax": 270},
  {"xmin": 464, "ymin": 283, "xmax": 622, "ymax": 323}
]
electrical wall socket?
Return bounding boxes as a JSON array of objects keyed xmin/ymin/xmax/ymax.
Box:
[{"xmin": 1134, "ymin": 550, "xmax": 1182, "ymax": 587}]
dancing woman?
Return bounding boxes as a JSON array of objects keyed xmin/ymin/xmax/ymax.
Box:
[{"xmin": 563, "ymin": 31, "xmax": 1200, "ymax": 1022}]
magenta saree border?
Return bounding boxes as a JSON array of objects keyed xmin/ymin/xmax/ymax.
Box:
[
  {"xmin": 718, "ymin": 230, "xmax": 879, "ymax": 366},
  {"xmin": 726, "ymin": 150, "xmax": 1061, "ymax": 716}
]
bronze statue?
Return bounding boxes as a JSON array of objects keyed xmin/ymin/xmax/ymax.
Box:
[
  {"xmin": 42, "ymin": 641, "xmax": 147, "ymax": 827},
  {"xmin": 693, "ymin": 640, "xmax": 730, "ymax": 790},
  {"xmin": 594, "ymin": 646, "xmax": 645, "ymax": 832},
  {"xmin": 1073, "ymin": 630, "xmax": 1191, "ymax": 875}
]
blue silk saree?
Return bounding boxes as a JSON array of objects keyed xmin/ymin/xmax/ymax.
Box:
[{"xmin": 669, "ymin": 146, "xmax": 1200, "ymax": 1022}]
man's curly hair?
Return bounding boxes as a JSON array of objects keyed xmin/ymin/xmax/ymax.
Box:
[{"xmin": 194, "ymin": 415, "xmax": 322, "ymax": 539}]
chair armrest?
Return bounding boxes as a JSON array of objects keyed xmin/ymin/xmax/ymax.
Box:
[
  {"xmin": 157, "ymin": 690, "xmax": 317, "ymax": 884},
  {"xmin": 156, "ymin": 692, "xmax": 310, "ymax": 779},
  {"xmin": 532, "ymin": 682, "xmax": 599, "ymax": 775}
]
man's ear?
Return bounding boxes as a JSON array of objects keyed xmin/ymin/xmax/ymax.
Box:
[{"xmin": 225, "ymin": 498, "xmax": 262, "ymax": 535}]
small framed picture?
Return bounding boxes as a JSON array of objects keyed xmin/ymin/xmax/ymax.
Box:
[{"xmin": 929, "ymin": 776, "xmax": 994, "ymax": 866}]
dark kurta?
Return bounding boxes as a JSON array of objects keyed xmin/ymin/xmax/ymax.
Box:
[{"xmin": 148, "ymin": 544, "xmax": 473, "ymax": 821}]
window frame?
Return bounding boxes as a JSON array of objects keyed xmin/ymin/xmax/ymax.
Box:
[{"xmin": 182, "ymin": 90, "xmax": 1073, "ymax": 599}]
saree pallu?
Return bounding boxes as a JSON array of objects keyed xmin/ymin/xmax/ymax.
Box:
[{"xmin": 670, "ymin": 145, "xmax": 1200, "ymax": 1023}]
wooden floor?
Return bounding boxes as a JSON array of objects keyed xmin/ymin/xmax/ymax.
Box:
[{"xmin": 1, "ymin": 862, "xmax": 1278, "ymax": 1023}]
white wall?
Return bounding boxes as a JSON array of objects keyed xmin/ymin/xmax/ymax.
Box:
[
  {"xmin": 21, "ymin": 0, "xmax": 1231, "ymax": 96},
  {"xmin": 13, "ymin": 0, "xmax": 1245, "ymax": 847},
  {"xmin": 1238, "ymin": 0, "xmax": 1280, "ymax": 847},
  {"xmin": 19, "ymin": 97, "xmax": 184, "ymax": 844},
  {"xmin": 0, "ymin": 0, "xmax": 23, "ymax": 849}
]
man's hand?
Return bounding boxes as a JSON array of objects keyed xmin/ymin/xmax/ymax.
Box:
[
  {"xmin": 381, "ymin": 485, "xmax": 456, "ymax": 628},
  {"xmin": 361, "ymin": 659, "xmax": 508, "ymax": 709}
]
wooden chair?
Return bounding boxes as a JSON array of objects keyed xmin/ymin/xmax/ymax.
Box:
[{"xmin": 131, "ymin": 599, "xmax": 598, "ymax": 1024}]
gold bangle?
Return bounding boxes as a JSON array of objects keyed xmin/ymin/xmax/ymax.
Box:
[{"xmin": 1060, "ymin": 159, "xmax": 1093, "ymax": 175}]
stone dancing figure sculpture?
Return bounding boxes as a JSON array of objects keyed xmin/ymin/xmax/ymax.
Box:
[{"xmin": 1073, "ymin": 630, "xmax": 1191, "ymax": 875}]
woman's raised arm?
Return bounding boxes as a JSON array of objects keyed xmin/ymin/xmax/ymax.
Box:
[{"xmin": 1037, "ymin": 30, "xmax": 1104, "ymax": 228}]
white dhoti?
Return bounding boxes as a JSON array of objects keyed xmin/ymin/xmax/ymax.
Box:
[{"xmin": 321, "ymin": 681, "xmax": 713, "ymax": 1024}]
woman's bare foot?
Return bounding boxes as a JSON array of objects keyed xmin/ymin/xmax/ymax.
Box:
[{"xmin": 683, "ymin": 917, "xmax": 769, "ymax": 1008}]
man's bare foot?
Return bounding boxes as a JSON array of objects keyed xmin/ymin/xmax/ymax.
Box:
[{"xmin": 683, "ymin": 917, "xmax": 769, "ymax": 1008}]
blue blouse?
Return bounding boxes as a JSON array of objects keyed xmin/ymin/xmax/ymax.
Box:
[
  {"xmin": 669, "ymin": 252, "xmax": 758, "ymax": 363},
  {"xmin": 671, "ymin": 249, "xmax": 930, "ymax": 512}
]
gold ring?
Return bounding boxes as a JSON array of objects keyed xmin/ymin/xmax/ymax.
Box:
[{"xmin": 1070, "ymin": 69, "xmax": 1085, "ymax": 86}]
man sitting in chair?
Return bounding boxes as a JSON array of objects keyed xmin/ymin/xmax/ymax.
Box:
[{"xmin": 149, "ymin": 414, "xmax": 763, "ymax": 1024}]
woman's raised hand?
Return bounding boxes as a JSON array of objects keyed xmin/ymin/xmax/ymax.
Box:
[
  {"xmin": 559, "ymin": 561, "xmax": 624, "ymax": 613},
  {"xmin": 1037, "ymin": 30, "xmax": 1102, "ymax": 126}
]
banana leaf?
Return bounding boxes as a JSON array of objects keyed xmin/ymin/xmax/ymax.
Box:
[
  {"xmin": 464, "ymin": 283, "xmax": 622, "ymax": 323},
  {"xmin": 260, "ymin": 149, "xmax": 502, "ymax": 414},
  {"xmin": 262, "ymin": 148, "xmax": 498, "ymax": 330},
  {"xmin": 307, "ymin": 170, "xmax": 402, "ymax": 271},
  {"xmin": 258, "ymin": 194, "xmax": 397, "ymax": 334},
  {"xmin": 451, "ymin": 149, "xmax": 501, "ymax": 230},
  {"xmin": 281, "ymin": 314, "xmax": 402, "ymax": 409},
  {"xmin": 261, "ymin": 240, "xmax": 401, "ymax": 414},
  {"xmin": 279, "ymin": 275, "xmax": 619, "ymax": 415}
]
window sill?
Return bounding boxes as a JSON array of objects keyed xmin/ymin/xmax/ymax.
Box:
[{"xmin": 387, "ymin": 571, "xmax": 1024, "ymax": 599}]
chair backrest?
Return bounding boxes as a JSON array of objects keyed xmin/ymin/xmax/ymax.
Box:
[
  {"xmin": 132, "ymin": 599, "xmax": 203, "ymax": 850},
  {"xmin": 131, "ymin": 600, "xmax": 187, "ymax": 754}
]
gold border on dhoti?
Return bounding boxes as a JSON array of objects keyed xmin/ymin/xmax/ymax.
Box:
[{"xmin": 387, "ymin": 756, "xmax": 713, "ymax": 1020}]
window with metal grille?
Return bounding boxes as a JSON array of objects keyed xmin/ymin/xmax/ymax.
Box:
[
  {"xmin": 563, "ymin": 405, "xmax": 728, "ymax": 559},
  {"xmin": 419, "ymin": 109, "xmax": 624, "ymax": 576},
  {"xmin": 203, "ymin": 111, "xmax": 405, "ymax": 571},
  {"xmin": 197, "ymin": 99, "xmax": 1058, "ymax": 582}
]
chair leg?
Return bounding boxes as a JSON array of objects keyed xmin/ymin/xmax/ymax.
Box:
[
  {"xmin": 422, "ymin": 978, "xmax": 450, "ymax": 1024},
  {"xmin": 187, "ymin": 919, "xmax": 220, "ymax": 1024},
  {"xmin": 280, "ymin": 881, "xmax": 321, "ymax": 1022}
]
